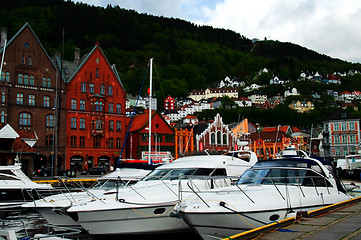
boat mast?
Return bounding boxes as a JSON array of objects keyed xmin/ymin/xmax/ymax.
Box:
[{"xmin": 148, "ymin": 58, "xmax": 153, "ymax": 165}]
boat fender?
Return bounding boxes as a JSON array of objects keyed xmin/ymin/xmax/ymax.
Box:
[
  {"xmin": 118, "ymin": 198, "xmax": 125, "ymax": 202},
  {"xmin": 296, "ymin": 210, "xmax": 308, "ymax": 219}
]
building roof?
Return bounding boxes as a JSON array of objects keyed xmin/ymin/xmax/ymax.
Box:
[
  {"xmin": 126, "ymin": 109, "xmax": 157, "ymax": 132},
  {"xmin": 250, "ymin": 131, "xmax": 290, "ymax": 142},
  {"xmin": 325, "ymin": 108, "xmax": 359, "ymax": 121}
]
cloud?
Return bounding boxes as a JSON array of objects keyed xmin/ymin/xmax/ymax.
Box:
[
  {"xmin": 72, "ymin": 0, "xmax": 361, "ymax": 63},
  {"xmin": 195, "ymin": 0, "xmax": 361, "ymax": 63}
]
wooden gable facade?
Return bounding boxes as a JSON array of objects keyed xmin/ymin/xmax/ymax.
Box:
[
  {"xmin": 65, "ymin": 42, "xmax": 126, "ymax": 172},
  {"xmin": 125, "ymin": 110, "xmax": 175, "ymax": 162}
]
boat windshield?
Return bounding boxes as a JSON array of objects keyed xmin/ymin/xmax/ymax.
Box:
[
  {"xmin": 91, "ymin": 179, "xmax": 132, "ymax": 189},
  {"xmin": 142, "ymin": 168, "xmax": 226, "ymax": 181},
  {"xmin": 238, "ymin": 167, "xmax": 331, "ymax": 187}
]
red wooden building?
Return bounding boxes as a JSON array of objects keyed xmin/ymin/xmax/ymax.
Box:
[
  {"xmin": 124, "ymin": 110, "xmax": 175, "ymax": 163},
  {"xmin": 65, "ymin": 42, "xmax": 126, "ymax": 172}
]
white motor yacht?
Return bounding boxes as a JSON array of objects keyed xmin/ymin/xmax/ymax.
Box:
[
  {"xmin": 0, "ymin": 161, "xmax": 53, "ymax": 209},
  {"xmin": 176, "ymin": 149, "xmax": 351, "ymax": 240},
  {"xmin": 66, "ymin": 150, "xmax": 258, "ymax": 236},
  {"xmin": 22, "ymin": 167, "xmax": 151, "ymax": 229}
]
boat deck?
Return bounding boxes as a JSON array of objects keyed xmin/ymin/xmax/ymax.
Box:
[{"xmin": 228, "ymin": 193, "xmax": 361, "ymax": 240}]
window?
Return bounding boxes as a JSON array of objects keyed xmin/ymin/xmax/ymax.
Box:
[
  {"xmin": 46, "ymin": 115, "xmax": 55, "ymax": 127},
  {"xmin": 108, "ymin": 137, "xmax": 114, "ymax": 148},
  {"xmin": 95, "ymin": 119, "xmax": 103, "ymax": 130},
  {"xmin": 42, "ymin": 77, "xmax": 51, "ymax": 87},
  {"xmin": 342, "ymin": 135, "xmax": 348, "ymax": 143},
  {"xmin": 341, "ymin": 123, "xmax": 347, "ymax": 131},
  {"xmin": 16, "ymin": 93, "xmax": 24, "ymax": 104},
  {"xmin": 334, "ymin": 135, "xmax": 340, "ymax": 143},
  {"xmin": 79, "ymin": 136, "xmax": 85, "ymax": 147},
  {"xmin": 1, "ymin": 71, "xmax": 10, "ymax": 82},
  {"xmin": 334, "ymin": 123, "xmax": 340, "ymax": 131},
  {"xmin": 28, "ymin": 56, "xmax": 32, "ymax": 66},
  {"xmin": 96, "ymin": 68, "xmax": 99, "ymax": 78},
  {"xmin": 99, "ymin": 101, "xmax": 103, "ymax": 112},
  {"xmin": 79, "ymin": 118, "xmax": 85, "ymax": 129},
  {"xmin": 24, "ymin": 75, "xmax": 29, "ymax": 85},
  {"xmin": 116, "ymin": 137, "xmax": 122, "ymax": 148},
  {"xmin": 223, "ymin": 134, "xmax": 228, "ymax": 145},
  {"xmin": 71, "ymin": 136, "xmax": 77, "ymax": 147},
  {"xmin": 335, "ymin": 147, "xmax": 340, "ymax": 156},
  {"xmin": 29, "ymin": 76, "xmax": 34, "ymax": 85},
  {"xmin": 116, "ymin": 104, "xmax": 121, "ymax": 114},
  {"xmin": 93, "ymin": 136, "xmax": 101, "ymax": 148},
  {"xmin": 1, "ymin": 91, "xmax": 5, "ymax": 102},
  {"xmin": 79, "ymin": 100, "xmax": 85, "ymax": 110},
  {"xmin": 0, "ymin": 111, "xmax": 5, "ymax": 123},
  {"xmin": 211, "ymin": 133, "xmax": 215, "ymax": 144},
  {"xmin": 89, "ymin": 83, "xmax": 94, "ymax": 94},
  {"xmin": 100, "ymin": 84, "xmax": 105, "ymax": 95},
  {"xmin": 18, "ymin": 74, "xmax": 23, "ymax": 84},
  {"xmin": 141, "ymin": 133, "xmax": 148, "ymax": 142},
  {"xmin": 46, "ymin": 134, "xmax": 54, "ymax": 146},
  {"xmin": 350, "ymin": 134, "xmax": 356, "ymax": 143},
  {"xmin": 109, "ymin": 103, "xmax": 113, "ymax": 113},
  {"xmin": 43, "ymin": 96, "xmax": 50, "ymax": 107},
  {"xmin": 21, "ymin": 56, "xmax": 25, "ymax": 64},
  {"xmin": 109, "ymin": 120, "xmax": 114, "ymax": 131},
  {"xmin": 217, "ymin": 131, "xmax": 222, "ymax": 145},
  {"xmin": 81, "ymin": 82, "xmax": 86, "ymax": 93},
  {"xmin": 350, "ymin": 122, "xmax": 355, "ymax": 131},
  {"xmin": 108, "ymin": 86, "xmax": 113, "ymax": 96},
  {"xmin": 116, "ymin": 121, "xmax": 121, "ymax": 132},
  {"xmin": 71, "ymin": 117, "xmax": 77, "ymax": 129},
  {"xmin": 19, "ymin": 113, "xmax": 31, "ymax": 126},
  {"xmin": 71, "ymin": 99, "xmax": 77, "ymax": 110},
  {"xmin": 165, "ymin": 135, "xmax": 174, "ymax": 143}
]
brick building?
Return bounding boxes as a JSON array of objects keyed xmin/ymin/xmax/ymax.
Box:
[
  {"xmin": 63, "ymin": 42, "xmax": 127, "ymax": 172},
  {"xmin": 0, "ymin": 23, "xmax": 66, "ymax": 175}
]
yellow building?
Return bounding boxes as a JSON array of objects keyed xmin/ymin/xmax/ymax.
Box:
[{"xmin": 289, "ymin": 100, "xmax": 314, "ymax": 113}]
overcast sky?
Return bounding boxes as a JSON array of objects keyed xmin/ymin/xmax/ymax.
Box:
[{"xmin": 72, "ymin": 0, "xmax": 361, "ymax": 63}]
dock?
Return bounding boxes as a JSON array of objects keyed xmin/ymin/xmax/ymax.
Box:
[{"xmin": 226, "ymin": 194, "xmax": 361, "ymax": 240}]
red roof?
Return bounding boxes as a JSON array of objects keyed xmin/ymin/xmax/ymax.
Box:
[
  {"xmin": 263, "ymin": 126, "xmax": 290, "ymax": 133},
  {"xmin": 339, "ymin": 91, "xmax": 352, "ymax": 95},
  {"xmin": 126, "ymin": 109, "xmax": 156, "ymax": 132},
  {"xmin": 292, "ymin": 126, "xmax": 301, "ymax": 132}
]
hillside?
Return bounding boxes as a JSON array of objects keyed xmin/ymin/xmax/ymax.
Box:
[{"xmin": 1, "ymin": 0, "xmax": 360, "ymax": 104}]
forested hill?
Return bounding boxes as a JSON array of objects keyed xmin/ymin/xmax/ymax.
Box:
[{"xmin": 1, "ymin": 0, "xmax": 360, "ymax": 100}]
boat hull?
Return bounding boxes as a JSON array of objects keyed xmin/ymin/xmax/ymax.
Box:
[{"xmin": 74, "ymin": 204, "xmax": 190, "ymax": 235}]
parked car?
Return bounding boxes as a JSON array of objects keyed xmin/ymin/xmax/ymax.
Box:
[
  {"xmin": 85, "ymin": 167, "xmax": 107, "ymax": 175},
  {"xmin": 33, "ymin": 167, "xmax": 66, "ymax": 177}
]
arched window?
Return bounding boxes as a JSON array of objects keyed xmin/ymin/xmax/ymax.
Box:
[
  {"xmin": 211, "ymin": 132, "xmax": 216, "ymax": 145},
  {"xmin": 116, "ymin": 104, "xmax": 121, "ymax": 114},
  {"xmin": 96, "ymin": 119, "xmax": 103, "ymax": 130},
  {"xmin": 217, "ymin": 131, "xmax": 222, "ymax": 145},
  {"xmin": 43, "ymin": 96, "xmax": 50, "ymax": 107},
  {"xmin": 71, "ymin": 99, "xmax": 77, "ymax": 110},
  {"xmin": 223, "ymin": 133, "xmax": 228, "ymax": 146},
  {"xmin": 1, "ymin": 91, "xmax": 5, "ymax": 102},
  {"xmin": 19, "ymin": 113, "xmax": 31, "ymax": 126}
]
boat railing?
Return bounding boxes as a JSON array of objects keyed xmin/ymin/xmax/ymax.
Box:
[
  {"xmin": 0, "ymin": 219, "xmax": 81, "ymax": 240},
  {"xmin": 21, "ymin": 177, "xmax": 107, "ymax": 206},
  {"xmin": 181, "ymin": 175, "xmax": 334, "ymax": 208}
]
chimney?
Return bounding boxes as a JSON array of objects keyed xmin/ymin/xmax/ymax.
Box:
[
  {"xmin": 74, "ymin": 48, "xmax": 80, "ymax": 64},
  {"xmin": 1, "ymin": 27, "xmax": 7, "ymax": 48}
]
